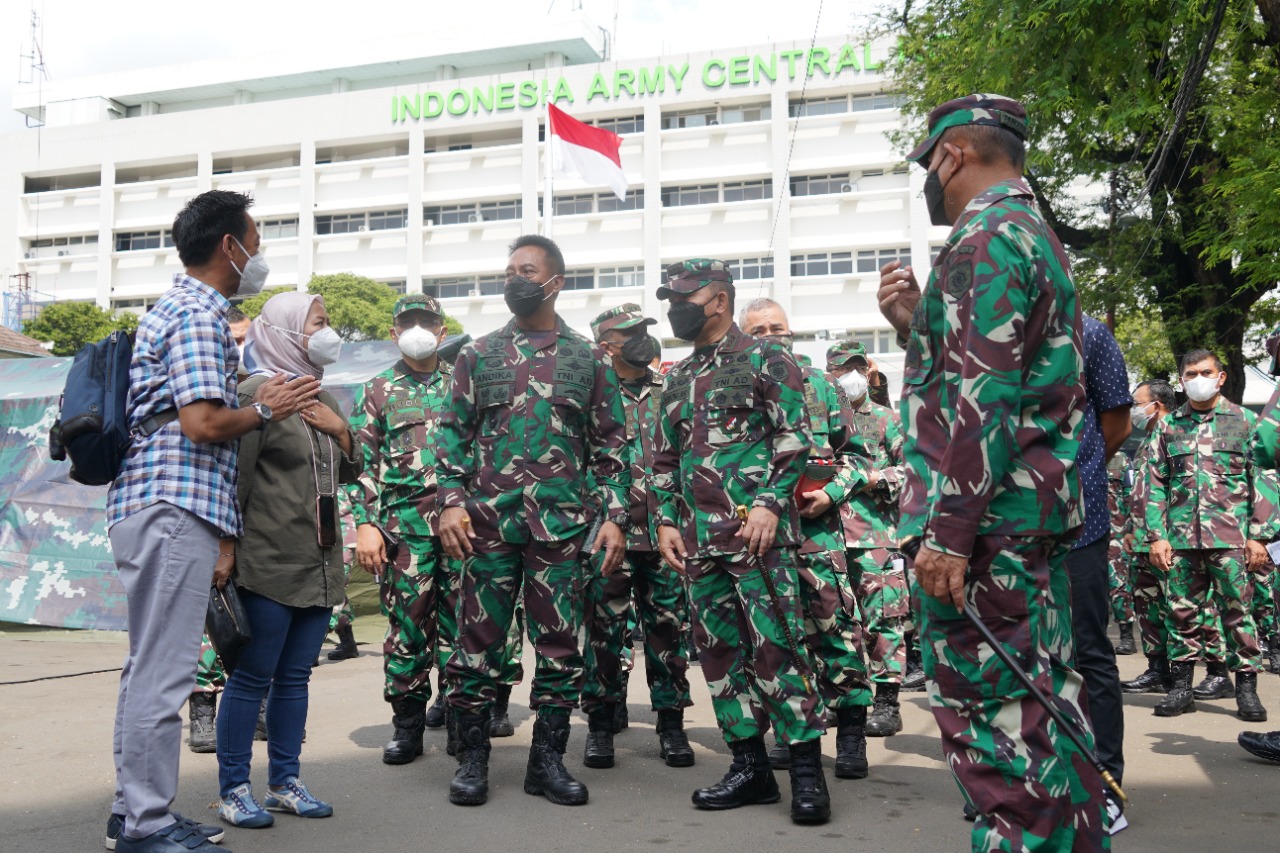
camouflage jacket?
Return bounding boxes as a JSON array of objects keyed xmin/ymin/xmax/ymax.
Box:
[
  {"xmin": 1253, "ymin": 381, "xmax": 1280, "ymax": 474},
  {"xmin": 434, "ymin": 316, "xmax": 630, "ymax": 543},
  {"xmin": 798, "ymin": 365, "xmax": 869, "ymax": 555},
  {"xmin": 618, "ymin": 371, "xmax": 665, "ymax": 552},
  {"xmin": 1106, "ymin": 452, "xmax": 1128, "ymax": 548},
  {"xmin": 899, "ymin": 179, "xmax": 1086, "ymax": 558},
  {"xmin": 651, "ymin": 324, "xmax": 811, "ymax": 557},
  {"xmin": 841, "ymin": 394, "xmax": 904, "ymax": 550},
  {"xmin": 1123, "ymin": 428, "xmax": 1161, "ymax": 554},
  {"xmin": 1145, "ymin": 398, "xmax": 1277, "ymax": 549},
  {"xmin": 346, "ymin": 359, "xmax": 452, "ymax": 538}
]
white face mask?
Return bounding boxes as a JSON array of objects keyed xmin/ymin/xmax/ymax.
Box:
[
  {"xmin": 839, "ymin": 370, "xmax": 869, "ymax": 401},
  {"xmin": 1130, "ymin": 402, "xmax": 1155, "ymax": 430},
  {"xmin": 1183, "ymin": 374, "xmax": 1220, "ymax": 403},
  {"xmin": 230, "ymin": 237, "xmax": 270, "ymax": 297},
  {"xmin": 396, "ymin": 326, "xmax": 438, "ymax": 361},
  {"xmin": 306, "ymin": 327, "xmax": 343, "ymax": 366}
]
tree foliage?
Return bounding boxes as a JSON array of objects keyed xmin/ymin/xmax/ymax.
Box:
[
  {"xmin": 881, "ymin": 0, "xmax": 1280, "ymax": 399},
  {"xmin": 236, "ymin": 274, "xmax": 463, "ymax": 341},
  {"xmin": 23, "ymin": 302, "xmax": 139, "ymax": 356}
]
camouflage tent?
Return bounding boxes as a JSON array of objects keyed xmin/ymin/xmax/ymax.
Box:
[{"xmin": 0, "ymin": 341, "xmax": 401, "ymax": 630}]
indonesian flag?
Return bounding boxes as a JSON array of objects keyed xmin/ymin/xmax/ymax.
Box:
[{"xmin": 548, "ymin": 103, "xmax": 628, "ymax": 201}]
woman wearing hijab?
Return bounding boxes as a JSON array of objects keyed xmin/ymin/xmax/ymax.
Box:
[{"xmin": 214, "ymin": 292, "xmax": 359, "ymax": 829}]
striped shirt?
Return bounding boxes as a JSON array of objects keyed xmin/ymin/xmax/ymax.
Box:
[{"xmin": 106, "ymin": 274, "xmax": 243, "ymax": 536}]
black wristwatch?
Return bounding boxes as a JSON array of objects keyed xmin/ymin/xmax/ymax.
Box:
[{"xmin": 251, "ymin": 402, "xmax": 272, "ymax": 430}]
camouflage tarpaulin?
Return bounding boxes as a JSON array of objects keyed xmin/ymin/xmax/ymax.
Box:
[{"xmin": 0, "ymin": 341, "xmax": 401, "ymax": 630}]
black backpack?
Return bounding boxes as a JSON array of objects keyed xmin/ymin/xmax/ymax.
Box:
[{"xmin": 49, "ymin": 330, "xmax": 176, "ymax": 486}]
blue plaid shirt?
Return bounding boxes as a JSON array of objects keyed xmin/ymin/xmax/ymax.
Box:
[{"xmin": 107, "ymin": 274, "xmax": 243, "ymax": 536}]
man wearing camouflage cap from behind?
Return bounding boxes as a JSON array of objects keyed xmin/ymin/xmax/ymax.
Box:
[
  {"xmin": 877, "ymin": 94, "xmax": 1108, "ymax": 850},
  {"xmin": 652, "ymin": 260, "xmax": 832, "ymax": 825},
  {"xmin": 580, "ymin": 304, "xmax": 694, "ymax": 771}
]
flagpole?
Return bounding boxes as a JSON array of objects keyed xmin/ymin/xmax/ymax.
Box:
[{"xmin": 543, "ymin": 113, "xmax": 554, "ymax": 239}]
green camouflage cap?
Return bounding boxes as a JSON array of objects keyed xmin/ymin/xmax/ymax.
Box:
[
  {"xmin": 827, "ymin": 339, "xmax": 869, "ymax": 367},
  {"xmin": 393, "ymin": 293, "xmax": 443, "ymax": 319},
  {"xmin": 907, "ymin": 93, "xmax": 1029, "ymax": 165},
  {"xmin": 656, "ymin": 258, "xmax": 734, "ymax": 300},
  {"xmin": 591, "ymin": 303, "xmax": 657, "ymax": 340}
]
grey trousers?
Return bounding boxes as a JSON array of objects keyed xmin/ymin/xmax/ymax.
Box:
[{"xmin": 109, "ymin": 501, "xmax": 220, "ymax": 839}]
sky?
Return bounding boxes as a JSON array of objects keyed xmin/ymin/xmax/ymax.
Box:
[{"xmin": 0, "ymin": 0, "xmax": 886, "ymax": 134}]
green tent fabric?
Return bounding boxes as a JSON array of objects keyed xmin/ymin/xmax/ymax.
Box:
[{"xmin": 0, "ymin": 341, "xmax": 403, "ymax": 630}]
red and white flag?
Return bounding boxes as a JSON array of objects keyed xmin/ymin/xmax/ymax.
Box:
[{"xmin": 548, "ymin": 103, "xmax": 627, "ymax": 201}]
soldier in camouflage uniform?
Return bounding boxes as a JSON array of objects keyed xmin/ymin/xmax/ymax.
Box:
[
  {"xmin": 653, "ymin": 261, "xmax": 831, "ymax": 825},
  {"xmin": 188, "ymin": 636, "xmax": 224, "ymax": 753},
  {"xmin": 347, "ymin": 294, "xmax": 463, "ymax": 765},
  {"xmin": 1252, "ymin": 327, "xmax": 1280, "ymax": 675},
  {"xmin": 435, "ymin": 235, "xmax": 630, "ymax": 808},
  {"xmin": 879, "ymin": 95, "xmax": 1109, "ymax": 850},
  {"xmin": 580, "ymin": 304, "xmax": 694, "ymax": 771},
  {"xmin": 825, "ymin": 340, "xmax": 910, "ymax": 738},
  {"xmin": 1105, "ymin": 454, "xmax": 1136, "ymax": 654},
  {"xmin": 1146, "ymin": 349, "xmax": 1277, "ymax": 721},
  {"xmin": 740, "ymin": 301, "xmax": 874, "ymax": 779}
]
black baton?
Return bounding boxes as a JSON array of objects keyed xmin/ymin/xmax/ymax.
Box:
[{"xmin": 736, "ymin": 505, "xmax": 815, "ymax": 695}]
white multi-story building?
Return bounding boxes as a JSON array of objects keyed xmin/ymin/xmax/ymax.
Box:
[{"xmin": 3, "ymin": 12, "xmax": 943, "ymax": 372}]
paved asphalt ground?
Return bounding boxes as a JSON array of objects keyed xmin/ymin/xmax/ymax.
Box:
[{"xmin": 3, "ymin": 620, "xmax": 1279, "ymax": 853}]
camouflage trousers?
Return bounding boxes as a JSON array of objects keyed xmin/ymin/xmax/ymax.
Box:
[
  {"xmin": 796, "ymin": 548, "xmax": 872, "ymax": 708},
  {"xmin": 194, "ymin": 634, "xmax": 225, "ymax": 694},
  {"xmin": 1252, "ymin": 563, "xmax": 1278, "ymax": 640},
  {"xmin": 1131, "ymin": 555, "xmax": 1169, "ymax": 658},
  {"xmin": 687, "ymin": 548, "xmax": 824, "ymax": 745},
  {"xmin": 848, "ymin": 547, "xmax": 910, "ymax": 685},
  {"xmin": 1106, "ymin": 541, "xmax": 1135, "ymax": 626},
  {"xmin": 329, "ymin": 559, "xmax": 354, "ymax": 633},
  {"xmin": 1166, "ymin": 549, "xmax": 1261, "ymax": 672},
  {"xmin": 582, "ymin": 549, "xmax": 693, "ymax": 714},
  {"xmin": 380, "ymin": 537, "xmax": 451, "ymax": 702},
  {"xmin": 447, "ymin": 534, "xmax": 582, "ymax": 714},
  {"xmin": 918, "ymin": 534, "xmax": 1107, "ymax": 853}
]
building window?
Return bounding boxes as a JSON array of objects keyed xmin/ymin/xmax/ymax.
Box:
[
  {"xmin": 790, "ymin": 251, "xmax": 854, "ymax": 277},
  {"xmin": 423, "ymin": 275, "xmax": 505, "ymax": 298},
  {"xmin": 381, "ymin": 280, "xmax": 407, "ymax": 294},
  {"xmin": 856, "ymin": 246, "xmax": 911, "ymax": 273},
  {"xmin": 259, "ymin": 218, "xmax": 298, "ymax": 240},
  {"xmin": 720, "ymin": 103, "xmax": 771, "ymax": 124},
  {"xmin": 478, "ymin": 199, "xmax": 521, "ymax": 221},
  {"xmin": 790, "ymin": 173, "xmax": 848, "ymax": 197},
  {"xmin": 315, "ymin": 213, "xmax": 364, "ymax": 235},
  {"xmin": 114, "ymin": 230, "xmax": 173, "ymax": 251},
  {"xmin": 727, "ymin": 256, "xmax": 774, "ymax": 280},
  {"xmin": 599, "ymin": 265, "xmax": 643, "ymax": 289},
  {"xmin": 722, "ymin": 179, "xmax": 772, "ymax": 203},
  {"xmin": 25, "ymin": 234, "xmax": 98, "ymax": 260},
  {"xmin": 661, "ymin": 184, "xmax": 719, "ymax": 207},
  {"xmin": 562, "ymin": 270, "xmax": 595, "ymax": 291},
  {"xmin": 851, "ymin": 92, "xmax": 902, "ymax": 112},
  {"xmin": 425, "ymin": 199, "xmax": 522, "ymax": 225},
  {"xmin": 554, "ymin": 194, "xmax": 595, "ymax": 216},
  {"xmin": 597, "ymin": 189, "xmax": 644, "ymax": 212},
  {"xmin": 595, "ymin": 115, "xmax": 644, "ymax": 134},
  {"xmin": 424, "ymin": 204, "xmax": 469, "ymax": 226},
  {"xmin": 788, "ymin": 95, "xmax": 848, "ymax": 118},
  {"xmin": 661, "ymin": 107, "xmax": 719, "ymax": 129},
  {"xmin": 368, "ymin": 209, "xmax": 408, "ymax": 231}
]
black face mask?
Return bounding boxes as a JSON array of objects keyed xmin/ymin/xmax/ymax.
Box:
[
  {"xmin": 504, "ymin": 275, "xmax": 549, "ymax": 317},
  {"xmin": 922, "ymin": 156, "xmax": 957, "ymax": 227},
  {"xmin": 668, "ymin": 300, "xmax": 711, "ymax": 342},
  {"xmin": 619, "ymin": 333, "xmax": 659, "ymax": 369}
]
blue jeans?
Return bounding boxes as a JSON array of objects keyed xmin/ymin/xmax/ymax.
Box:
[{"xmin": 216, "ymin": 588, "xmax": 330, "ymax": 796}]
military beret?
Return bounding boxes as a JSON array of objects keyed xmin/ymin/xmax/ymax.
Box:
[
  {"xmin": 826, "ymin": 339, "xmax": 869, "ymax": 367},
  {"xmin": 656, "ymin": 258, "xmax": 735, "ymax": 300},
  {"xmin": 907, "ymin": 93, "xmax": 1029, "ymax": 165},
  {"xmin": 591, "ymin": 303, "xmax": 657, "ymax": 340},
  {"xmin": 393, "ymin": 293, "xmax": 443, "ymax": 319}
]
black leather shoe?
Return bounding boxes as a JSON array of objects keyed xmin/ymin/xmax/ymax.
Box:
[
  {"xmin": 583, "ymin": 707, "xmax": 615, "ymax": 769},
  {"xmin": 525, "ymin": 715, "xmax": 589, "ymax": 805},
  {"xmin": 1154, "ymin": 662, "xmax": 1196, "ymax": 717},
  {"xmin": 1122, "ymin": 655, "xmax": 1172, "ymax": 694},
  {"xmin": 382, "ymin": 697, "xmax": 426, "ymax": 765},
  {"xmin": 865, "ymin": 685, "xmax": 903, "ymax": 737},
  {"xmin": 834, "ymin": 706, "xmax": 869, "ymax": 779},
  {"xmin": 1236, "ymin": 671, "xmax": 1268, "ymax": 722},
  {"xmin": 1238, "ymin": 730, "xmax": 1280, "ymax": 762},
  {"xmin": 1193, "ymin": 662, "xmax": 1235, "ymax": 700},
  {"xmin": 114, "ymin": 819, "xmax": 227, "ymax": 852},
  {"xmin": 326, "ymin": 624, "xmax": 358, "ymax": 660},
  {"xmin": 787, "ymin": 740, "xmax": 831, "ymax": 824},
  {"xmin": 656, "ymin": 708, "xmax": 695, "ymax": 768},
  {"xmin": 692, "ymin": 737, "xmax": 780, "ymax": 810},
  {"xmin": 449, "ymin": 711, "xmax": 491, "ymax": 806}
]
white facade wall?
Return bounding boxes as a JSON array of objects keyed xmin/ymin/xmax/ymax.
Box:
[{"xmin": 3, "ymin": 34, "xmax": 949, "ymax": 377}]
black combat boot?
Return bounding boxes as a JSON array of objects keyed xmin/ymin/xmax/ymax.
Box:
[
  {"xmin": 1236, "ymin": 671, "xmax": 1269, "ymax": 722},
  {"xmin": 834, "ymin": 706, "xmax": 869, "ymax": 780},
  {"xmin": 583, "ymin": 707, "xmax": 616, "ymax": 769},
  {"xmin": 449, "ymin": 711, "xmax": 492, "ymax": 806},
  {"xmin": 187, "ymin": 693, "xmax": 216, "ymax": 754},
  {"xmin": 327, "ymin": 623, "xmax": 358, "ymax": 660},
  {"xmin": 525, "ymin": 713, "xmax": 589, "ymax": 805},
  {"xmin": 1193, "ymin": 661, "xmax": 1235, "ymax": 700},
  {"xmin": 787, "ymin": 739, "xmax": 831, "ymax": 824},
  {"xmin": 613, "ymin": 676, "xmax": 630, "ymax": 733},
  {"xmin": 254, "ymin": 696, "xmax": 268, "ymax": 741},
  {"xmin": 1154, "ymin": 661, "xmax": 1196, "ymax": 717},
  {"xmin": 691, "ymin": 736, "xmax": 780, "ymax": 810},
  {"xmin": 1269, "ymin": 635, "xmax": 1280, "ymax": 676},
  {"xmin": 864, "ymin": 684, "xmax": 903, "ymax": 737},
  {"xmin": 656, "ymin": 708, "xmax": 695, "ymax": 767},
  {"xmin": 902, "ymin": 637, "xmax": 926, "ymax": 692},
  {"xmin": 767, "ymin": 733, "xmax": 792, "ymax": 769},
  {"xmin": 490, "ymin": 683, "xmax": 515, "ymax": 738},
  {"xmin": 1115, "ymin": 622, "xmax": 1136, "ymax": 656},
  {"xmin": 1122, "ymin": 654, "xmax": 1172, "ymax": 694},
  {"xmin": 424, "ymin": 675, "xmax": 448, "ymax": 729},
  {"xmin": 446, "ymin": 703, "xmax": 460, "ymax": 757},
  {"xmin": 382, "ymin": 696, "xmax": 427, "ymax": 765}
]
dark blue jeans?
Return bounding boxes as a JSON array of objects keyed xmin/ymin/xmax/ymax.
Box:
[{"xmin": 216, "ymin": 588, "xmax": 330, "ymax": 797}]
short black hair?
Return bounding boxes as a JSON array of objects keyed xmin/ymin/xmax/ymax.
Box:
[
  {"xmin": 1135, "ymin": 379, "xmax": 1176, "ymax": 411},
  {"xmin": 172, "ymin": 190, "xmax": 254, "ymax": 268},
  {"xmin": 226, "ymin": 307, "xmax": 248, "ymax": 323},
  {"xmin": 1179, "ymin": 348, "xmax": 1222, "ymax": 374},
  {"xmin": 508, "ymin": 234, "xmax": 566, "ymax": 278},
  {"xmin": 942, "ymin": 124, "xmax": 1026, "ymax": 171}
]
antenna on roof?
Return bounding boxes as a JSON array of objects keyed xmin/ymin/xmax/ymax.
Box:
[{"xmin": 18, "ymin": 5, "xmax": 48, "ymax": 129}]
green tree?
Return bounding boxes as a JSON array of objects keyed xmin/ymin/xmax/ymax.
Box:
[
  {"xmin": 882, "ymin": 0, "xmax": 1280, "ymax": 401},
  {"xmin": 23, "ymin": 302, "xmax": 139, "ymax": 356},
  {"xmin": 236, "ymin": 275, "xmax": 462, "ymax": 340}
]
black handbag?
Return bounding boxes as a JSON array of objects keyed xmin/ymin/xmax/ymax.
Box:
[{"xmin": 206, "ymin": 582, "xmax": 253, "ymax": 674}]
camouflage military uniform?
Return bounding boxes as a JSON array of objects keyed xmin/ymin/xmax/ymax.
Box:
[
  {"xmin": 1145, "ymin": 398, "xmax": 1277, "ymax": 673},
  {"xmin": 436, "ymin": 317, "xmax": 629, "ymax": 713},
  {"xmin": 582, "ymin": 308, "xmax": 691, "ymax": 717},
  {"xmin": 1105, "ymin": 455, "xmax": 1135, "ymax": 629},
  {"xmin": 899, "ymin": 96, "xmax": 1106, "ymax": 851},
  {"xmin": 652, "ymin": 322, "xmax": 822, "ymax": 745},
  {"xmin": 194, "ymin": 635, "xmax": 225, "ymax": 694},
  {"xmin": 1253, "ymin": 380, "xmax": 1280, "ymax": 658}
]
